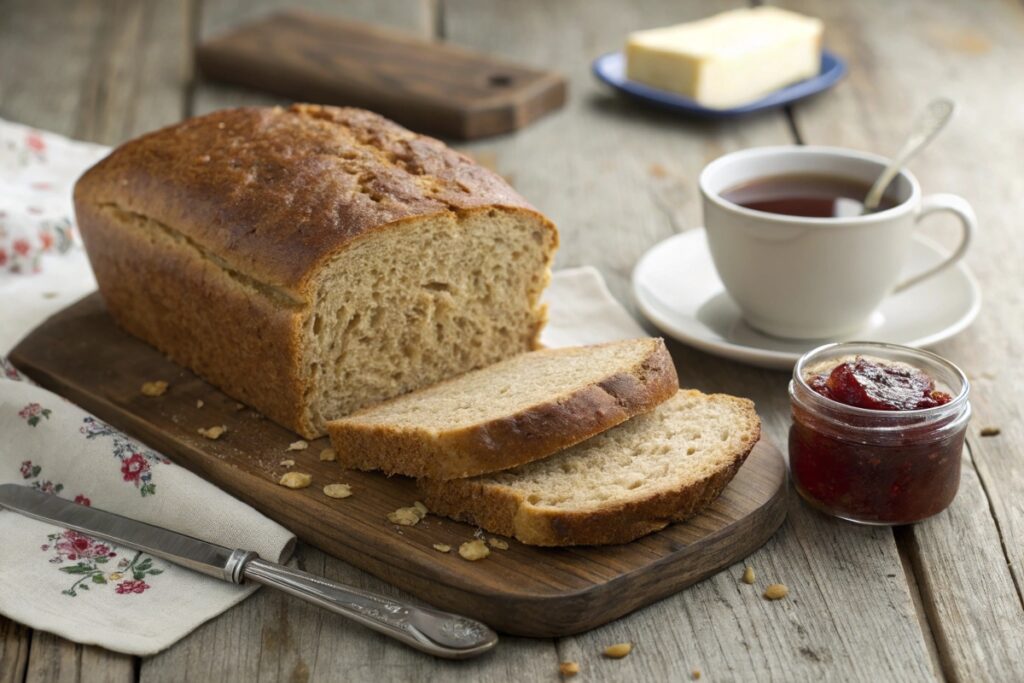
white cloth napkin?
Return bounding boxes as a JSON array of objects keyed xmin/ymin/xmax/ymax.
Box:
[{"xmin": 0, "ymin": 118, "xmax": 651, "ymax": 657}]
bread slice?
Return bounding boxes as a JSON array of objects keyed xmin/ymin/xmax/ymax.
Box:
[
  {"xmin": 418, "ymin": 390, "xmax": 760, "ymax": 546},
  {"xmin": 326, "ymin": 338, "xmax": 678, "ymax": 480}
]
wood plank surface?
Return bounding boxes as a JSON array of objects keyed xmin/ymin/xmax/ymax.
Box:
[
  {"xmin": 0, "ymin": 618, "xmax": 29, "ymax": 683},
  {"xmin": 23, "ymin": 632, "xmax": 133, "ymax": 683},
  {"xmin": 782, "ymin": 0, "xmax": 1024, "ymax": 679},
  {"xmin": 141, "ymin": 545, "xmax": 561, "ymax": 683},
  {"xmin": 9, "ymin": 292, "xmax": 788, "ymax": 637},
  {"xmin": 442, "ymin": 0, "xmax": 940, "ymax": 680},
  {"xmin": 0, "ymin": 0, "xmax": 189, "ymax": 143}
]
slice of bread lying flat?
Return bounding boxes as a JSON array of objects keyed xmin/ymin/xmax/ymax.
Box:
[
  {"xmin": 326, "ymin": 338, "xmax": 678, "ymax": 480},
  {"xmin": 418, "ymin": 390, "xmax": 761, "ymax": 546}
]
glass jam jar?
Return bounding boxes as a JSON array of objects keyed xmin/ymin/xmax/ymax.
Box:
[{"xmin": 788, "ymin": 342, "xmax": 971, "ymax": 525}]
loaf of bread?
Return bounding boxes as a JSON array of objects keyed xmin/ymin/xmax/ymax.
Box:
[
  {"xmin": 74, "ymin": 105, "xmax": 558, "ymax": 438},
  {"xmin": 419, "ymin": 390, "xmax": 761, "ymax": 546},
  {"xmin": 327, "ymin": 338, "xmax": 678, "ymax": 480}
]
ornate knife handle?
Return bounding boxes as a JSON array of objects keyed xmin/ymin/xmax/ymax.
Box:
[{"xmin": 241, "ymin": 557, "xmax": 498, "ymax": 659}]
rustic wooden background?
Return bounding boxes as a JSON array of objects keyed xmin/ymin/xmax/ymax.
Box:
[{"xmin": 1, "ymin": 0, "xmax": 1021, "ymax": 681}]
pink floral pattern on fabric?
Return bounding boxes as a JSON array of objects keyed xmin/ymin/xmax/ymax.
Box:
[
  {"xmin": 18, "ymin": 402, "xmax": 51, "ymax": 426},
  {"xmin": 1, "ymin": 357, "xmax": 28, "ymax": 383},
  {"xmin": 79, "ymin": 417, "xmax": 169, "ymax": 497},
  {"xmin": 115, "ymin": 579, "xmax": 151, "ymax": 595},
  {"xmin": 0, "ymin": 119, "xmax": 107, "ymax": 277},
  {"xmin": 42, "ymin": 531, "xmax": 162, "ymax": 597},
  {"xmin": 20, "ymin": 458, "xmax": 64, "ymax": 494},
  {"xmin": 20, "ymin": 461, "xmax": 164, "ymax": 597}
]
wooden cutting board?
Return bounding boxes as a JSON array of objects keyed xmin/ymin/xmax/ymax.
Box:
[
  {"xmin": 9, "ymin": 294, "xmax": 787, "ymax": 637},
  {"xmin": 196, "ymin": 10, "xmax": 567, "ymax": 140}
]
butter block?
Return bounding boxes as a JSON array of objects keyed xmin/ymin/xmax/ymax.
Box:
[{"xmin": 625, "ymin": 7, "xmax": 823, "ymax": 108}]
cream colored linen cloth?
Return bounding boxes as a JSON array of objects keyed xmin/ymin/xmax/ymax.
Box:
[{"xmin": 0, "ymin": 119, "xmax": 650, "ymax": 657}]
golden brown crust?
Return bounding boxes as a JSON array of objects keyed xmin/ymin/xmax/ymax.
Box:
[
  {"xmin": 73, "ymin": 105, "xmax": 556, "ymax": 438},
  {"xmin": 74, "ymin": 104, "xmax": 544, "ymax": 298},
  {"xmin": 326, "ymin": 339, "xmax": 679, "ymax": 480},
  {"xmin": 418, "ymin": 393, "xmax": 761, "ymax": 546},
  {"xmin": 76, "ymin": 202, "xmax": 316, "ymax": 436}
]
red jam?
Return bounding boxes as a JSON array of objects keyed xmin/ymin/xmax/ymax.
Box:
[
  {"xmin": 807, "ymin": 357, "xmax": 952, "ymax": 411},
  {"xmin": 789, "ymin": 350, "xmax": 969, "ymax": 525}
]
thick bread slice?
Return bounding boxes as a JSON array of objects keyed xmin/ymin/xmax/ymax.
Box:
[
  {"xmin": 418, "ymin": 390, "xmax": 760, "ymax": 546},
  {"xmin": 327, "ymin": 338, "xmax": 678, "ymax": 480}
]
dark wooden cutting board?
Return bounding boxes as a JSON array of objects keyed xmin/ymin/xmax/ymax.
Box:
[
  {"xmin": 9, "ymin": 294, "xmax": 787, "ymax": 637},
  {"xmin": 196, "ymin": 10, "xmax": 567, "ymax": 140}
]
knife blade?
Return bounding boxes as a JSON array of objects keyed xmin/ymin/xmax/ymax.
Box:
[{"xmin": 0, "ymin": 483, "xmax": 498, "ymax": 659}]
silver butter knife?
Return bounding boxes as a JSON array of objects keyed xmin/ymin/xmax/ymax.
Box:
[{"xmin": 0, "ymin": 483, "xmax": 497, "ymax": 659}]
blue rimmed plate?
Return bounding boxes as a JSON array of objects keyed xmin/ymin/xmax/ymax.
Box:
[{"xmin": 592, "ymin": 50, "xmax": 846, "ymax": 118}]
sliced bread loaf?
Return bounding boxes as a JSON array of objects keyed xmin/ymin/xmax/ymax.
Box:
[
  {"xmin": 418, "ymin": 389, "xmax": 760, "ymax": 546},
  {"xmin": 326, "ymin": 338, "xmax": 678, "ymax": 480},
  {"xmin": 75, "ymin": 105, "xmax": 557, "ymax": 439}
]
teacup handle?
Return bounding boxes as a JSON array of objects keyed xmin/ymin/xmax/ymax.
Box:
[{"xmin": 894, "ymin": 193, "xmax": 977, "ymax": 293}]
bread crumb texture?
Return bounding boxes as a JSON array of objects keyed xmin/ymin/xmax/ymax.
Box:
[
  {"xmin": 432, "ymin": 543, "xmax": 451, "ymax": 553},
  {"xmin": 195, "ymin": 399, "xmax": 204, "ymax": 408},
  {"xmin": 488, "ymin": 538, "xmax": 509, "ymax": 550},
  {"xmin": 603, "ymin": 643, "xmax": 633, "ymax": 659},
  {"xmin": 319, "ymin": 448, "xmax": 337, "ymax": 461},
  {"xmin": 287, "ymin": 440, "xmax": 309, "ymax": 451},
  {"xmin": 278, "ymin": 473, "xmax": 309, "ymax": 489},
  {"xmin": 279, "ymin": 471, "xmax": 313, "ymax": 489},
  {"xmin": 279, "ymin": 459, "xmax": 295, "ymax": 468},
  {"xmin": 458, "ymin": 539, "xmax": 490, "ymax": 561},
  {"xmin": 141, "ymin": 381, "xmax": 168, "ymax": 397},
  {"xmin": 388, "ymin": 502, "xmax": 428, "ymax": 526},
  {"xmin": 198, "ymin": 425, "xmax": 226, "ymax": 440},
  {"xmin": 323, "ymin": 483, "xmax": 352, "ymax": 499}
]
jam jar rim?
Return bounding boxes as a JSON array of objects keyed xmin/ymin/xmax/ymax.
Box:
[{"xmin": 791, "ymin": 341, "xmax": 971, "ymax": 420}]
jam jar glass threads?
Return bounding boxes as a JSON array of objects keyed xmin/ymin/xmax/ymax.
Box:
[{"xmin": 788, "ymin": 342, "xmax": 971, "ymax": 525}]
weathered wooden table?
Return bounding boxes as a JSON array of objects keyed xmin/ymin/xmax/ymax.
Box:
[{"xmin": 1, "ymin": 0, "xmax": 1021, "ymax": 680}]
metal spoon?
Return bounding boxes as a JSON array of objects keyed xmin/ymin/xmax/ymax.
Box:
[{"xmin": 861, "ymin": 97, "xmax": 956, "ymax": 213}]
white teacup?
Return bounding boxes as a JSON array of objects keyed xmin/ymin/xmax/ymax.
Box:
[{"xmin": 699, "ymin": 146, "xmax": 976, "ymax": 339}]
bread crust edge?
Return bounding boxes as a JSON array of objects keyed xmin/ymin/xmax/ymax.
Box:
[
  {"xmin": 419, "ymin": 393, "xmax": 761, "ymax": 546},
  {"xmin": 327, "ymin": 338, "xmax": 679, "ymax": 479}
]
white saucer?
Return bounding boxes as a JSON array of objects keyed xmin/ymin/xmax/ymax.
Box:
[{"xmin": 632, "ymin": 228, "xmax": 981, "ymax": 370}]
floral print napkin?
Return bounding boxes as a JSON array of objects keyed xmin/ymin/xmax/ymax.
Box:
[
  {"xmin": 0, "ymin": 117, "xmax": 106, "ymax": 353},
  {"xmin": 0, "ymin": 360, "xmax": 295, "ymax": 655},
  {"xmin": 0, "ymin": 118, "xmax": 107, "ymax": 276}
]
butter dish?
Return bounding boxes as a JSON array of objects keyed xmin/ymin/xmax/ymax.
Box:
[{"xmin": 592, "ymin": 50, "xmax": 846, "ymax": 118}]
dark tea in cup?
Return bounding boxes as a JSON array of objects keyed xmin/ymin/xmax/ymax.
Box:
[{"xmin": 721, "ymin": 173, "xmax": 900, "ymax": 218}]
